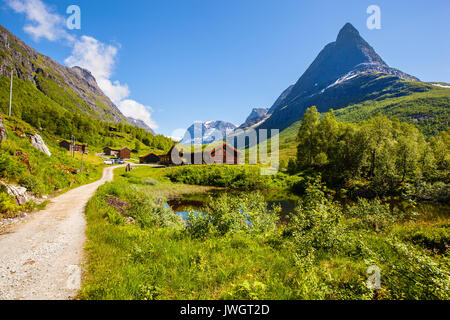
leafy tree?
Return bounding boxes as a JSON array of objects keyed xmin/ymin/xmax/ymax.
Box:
[
  {"xmin": 294, "ymin": 108, "xmax": 449, "ymax": 200},
  {"xmin": 134, "ymin": 141, "xmax": 141, "ymax": 153},
  {"xmin": 297, "ymin": 106, "xmax": 321, "ymax": 168}
]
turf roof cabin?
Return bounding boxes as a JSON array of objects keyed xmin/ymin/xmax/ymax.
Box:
[
  {"xmin": 160, "ymin": 143, "xmax": 240, "ymax": 166},
  {"xmin": 139, "ymin": 153, "xmax": 160, "ymax": 164},
  {"xmin": 103, "ymin": 147, "xmax": 119, "ymax": 157},
  {"xmin": 59, "ymin": 140, "xmax": 88, "ymax": 153},
  {"xmin": 186, "ymin": 143, "xmax": 240, "ymax": 165},
  {"xmin": 210, "ymin": 143, "xmax": 240, "ymax": 164},
  {"xmin": 103, "ymin": 147, "xmax": 131, "ymax": 159},
  {"xmin": 159, "ymin": 145, "xmax": 178, "ymax": 165}
]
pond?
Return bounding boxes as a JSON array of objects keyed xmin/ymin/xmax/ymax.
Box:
[
  {"xmin": 167, "ymin": 189, "xmax": 301, "ymax": 221},
  {"xmin": 167, "ymin": 189, "xmax": 449, "ymax": 222}
]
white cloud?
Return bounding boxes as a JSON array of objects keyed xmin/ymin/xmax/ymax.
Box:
[
  {"xmin": 168, "ymin": 128, "xmax": 186, "ymax": 142},
  {"xmin": 65, "ymin": 37, "xmax": 157, "ymax": 130},
  {"xmin": 8, "ymin": 0, "xmax": 73, "ymax": 42},
  {"xmin": 118, "ymin": 100, "xmax": 158, "ymax": 130},
  {"xmin": 65, "ymin": 36, "xmax": 117, "ymax": 79},
  {"xmin": 97, "ymin": 78, "xmax": 130, "ymax": 105},
  {"xmin": 8, "ymin": 0, "xmax": 158, "ymax": 131},
  {"xmin": 64, "ymin": 36, "xmax": 130, "ymax": 105}
]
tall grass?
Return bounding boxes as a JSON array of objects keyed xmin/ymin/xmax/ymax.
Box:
[{"xmin": 80, "ymin": 174, "xmax": 450, "ymax": 300}]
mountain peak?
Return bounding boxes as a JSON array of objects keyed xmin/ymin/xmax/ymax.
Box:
[
  {"xmin": 258, "ymin": 22, "xmax": 421, "ymax": 131},
  {"xmin": 181, "ymin": 121, "xmax": 236, "ymax": 145},
  {"xmin": 266, "ymin": 22, "xmax": 419, "ymax": 113},
  {"xmin": 336, "ymin": 23, "xmax": 360, "ymax": 42}
]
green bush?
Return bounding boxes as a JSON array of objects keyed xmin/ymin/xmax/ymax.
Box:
[
  {"xmin": 0, "ymin": 151, "xmax": 25, "ymax": 180},
  {"xmin": 167, "ymin": 165, "xmax": 273, "ymax": 190},
  {"xmin": 185, "ymin": 211, "xmax": 216, "ymax": 240},
  {"xmin": 18, "ymin": 174, "xmax": 45, "ymax": 195},
  {"xmin": 100, "ymin": 182, "xmax": 183, "ymax": 230},
  {"xmin": 394, "ymin": 223, "xmax": 450, "ymax": 254},
  {"xmin": 222, "ymin": 280, "xmax": 267, "ymax": 300},
  {"xmin": 380, "ymin": 238, "xmax": 450, "ymax": 300},
  {"xmin": 287, "ymin": 180, "xmax": 344, "ymax": 259},
  {"xmin": 0, "ymin": 192, "xmax": 18, "ymax": 218},
  {"xmin": 346, "ymin": 198, "xmax": 398, "ymax": 232},
  {"xmin": 186, "ymin": 192, "xmax": 280, "ymax": 239}
]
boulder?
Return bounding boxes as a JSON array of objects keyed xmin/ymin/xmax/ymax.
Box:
[
  {"xmin": 30, "ymin": 133, "xmax": 51, "ymax": 156},
  {"xmin": 0, "ymin": 181, "xmax": 30, "ymax": 206},
  {"xmin": 0, "ymin": 114, "xmax": 6, "ymax": 143}
]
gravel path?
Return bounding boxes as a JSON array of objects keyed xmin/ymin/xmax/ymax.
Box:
[{"xmin": 0, "ymin": 165, "xmax": 121, "ymax": 300}]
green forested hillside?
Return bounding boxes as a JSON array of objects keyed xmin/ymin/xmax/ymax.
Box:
[
  {"xmin": 334, "ymin": 85, "xmax": 450, "ymax": 136},
  {"xmin": 290, "ymin": 107, "xmax": 449, "ymax": 200},
  {"xmin": 271, "ymin": 84, "xmax": 450, "ymax": 162},
  {"xmin": 0, "ymin": 76, "xmax": 173, "ymax": 152}
]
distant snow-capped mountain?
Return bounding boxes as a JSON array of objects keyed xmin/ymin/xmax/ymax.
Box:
[{"xmin": 180, "ymin": 121, "xmax": 237, "ymax": 145}]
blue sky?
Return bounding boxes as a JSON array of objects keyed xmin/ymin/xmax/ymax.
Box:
[{"xmin": 1, "ymin": 0, "xmax": 449, "ymax": 137}]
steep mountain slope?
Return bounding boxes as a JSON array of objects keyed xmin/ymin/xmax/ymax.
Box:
[
  {"xmin": 0, "ymin": 24, "xmax": 173, "ymax": 150},
  {"xmin": 260, "ymin": 84, "xmax": 450, "ymax": 162},
  {"xmin": 127, "ymin": 117, "xmax": 155, "ymax": 135},
  {"xmin": 238, "ymin": 108, "xmax": 269, "ymax": 130},
  {"xmin": 181, "ymin": 121, "xmax": 237, "ymax": 145},
  {"xmin": 259, "ymin": 23, "xmax": 426, "ymax": 131},
  {"xmin": 0, "ymin": 24, "xmax": 125, "ymax": 123}
]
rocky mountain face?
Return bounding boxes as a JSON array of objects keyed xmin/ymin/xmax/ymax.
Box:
[
  {"xmin": 181, "ymin": 121, "xmax": 237, "ymax": 145},
  {"xmin": 268, "ymin": 85, "xmax": 294, "ymax": 114},
  {"xmin": 258, "ymin": 23, "xmax": 422, "ymax": 131},
  {"xmin": 0, "ymin": 24, "xmax": 126, "ymax": 123},
  {"xmin": 238, "ymin": 108, "xmax": 270, "ymax": 130},
  {"xmin": 127, "ymin": 117, "xmax": 155, "ymax": 135}
]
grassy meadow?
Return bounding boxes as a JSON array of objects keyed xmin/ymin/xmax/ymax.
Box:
[{"xmin": 79, "ymin": 165, "xmax": 449, "ymax": 300}]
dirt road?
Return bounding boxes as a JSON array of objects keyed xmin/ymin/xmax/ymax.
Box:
[{"xmin": 0, "ymin": 165, "xmax": 121, "ymax": 300}]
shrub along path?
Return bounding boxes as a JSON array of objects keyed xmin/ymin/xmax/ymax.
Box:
[{"xmin": 0, "ymin": 165, "xmax": 124, "ymax": 300}]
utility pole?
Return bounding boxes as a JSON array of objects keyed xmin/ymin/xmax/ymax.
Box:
[
  {"xmin": 81, "ymin": 151, "xmax": 84, "ymax": 174},
  {"xmin": 9, "ymin": 70, "xmax": 13, "ymax": 117},
  {"xmin": 71, "ymin": 135, "xmax": 75, "ymax": 158}
]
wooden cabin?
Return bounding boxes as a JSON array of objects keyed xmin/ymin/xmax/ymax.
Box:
[
  {"xmin": 103, "ymin": 147, "xmax": 119, "ymax": 156},
  {"xmin": 210, "ymin": 143, "xmax": 240, "ymax": 164},
  {"xmin": 104, "ymin": 147, "xmax": 131, "ymax": 159},
  {"xmin": 139, "ymin": 153, "xmax": 160, "ymax": 164},
  {"xmin": 160, "ymin": 145, "xmax": 181, "ymax": 166},
  {"xmin": 59, "ymin": 140, "xmax": 88, "ymax": 153},
  {"xmin": 118, "ymin": 147, "xmax": 131, "ymax": 160},
  {"xmin": 185, "ymin": 143, "xmax": 240, "ymax": 165},
  {"xmin": 59, "ymin": 140, "xmax": 71, "ymax": 151}
]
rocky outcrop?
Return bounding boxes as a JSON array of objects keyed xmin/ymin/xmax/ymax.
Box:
[
  {"xmin": 0, "ymin": 181, "xmax": 30, "ymax": 206},
  {"xmin": 0, "ymin": 114, "xmax": 6, "ymax": 143},
  {"xmin": 30, "ymin": 134, "xmax": 51, "ymax": 156}
]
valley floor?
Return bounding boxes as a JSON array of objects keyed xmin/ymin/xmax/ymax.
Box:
[{"xmin": 79, "ymin": 166, "xmax": 450, "ymax": 300}]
